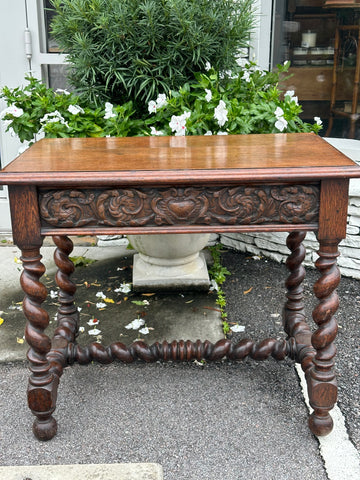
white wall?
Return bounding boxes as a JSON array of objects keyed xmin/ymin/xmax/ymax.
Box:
[{"xmin": 0, "ymin": 1, "xmax": 30, "ymax": 231}]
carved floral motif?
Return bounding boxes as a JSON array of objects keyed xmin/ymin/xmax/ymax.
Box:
[{"xmin": 39, "ymin": 185, "xmax": 319, "ymax": 228}]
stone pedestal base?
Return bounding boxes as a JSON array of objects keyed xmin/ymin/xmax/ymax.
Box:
[{"xmin": 132, "ymin": 251, "xmax": 210, "ymax": 291}]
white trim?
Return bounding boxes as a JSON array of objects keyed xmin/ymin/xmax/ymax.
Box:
[
  {"xmin": 250, "ymin": 0, "xmax": 273, "ymax": 69},
  {"xmin": 296, "ymin": 365, "xmax": 360, "ymax": 480}
]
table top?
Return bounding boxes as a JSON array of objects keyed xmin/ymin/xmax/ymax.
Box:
[{"xmin": 1, "ymin": 133, "xmax": 360, "ymax": 186}]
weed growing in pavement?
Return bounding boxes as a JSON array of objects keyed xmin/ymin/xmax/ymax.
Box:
[{"xmin": 208, "ymin": 244, "xmax": 231, "ymax": 336}]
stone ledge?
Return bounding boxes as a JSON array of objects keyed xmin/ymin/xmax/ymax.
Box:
[{"xmin": 0, "ymin": 463, "xmax": 163, "ymax": 480}]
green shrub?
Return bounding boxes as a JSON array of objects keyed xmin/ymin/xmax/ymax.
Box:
[{"xmin": 49, "ymin": 0, "xmax": 255, "ymax": 110}]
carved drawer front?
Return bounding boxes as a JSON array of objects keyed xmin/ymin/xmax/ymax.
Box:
[{"xmin": 39, "ymin": 184, "xmax": 320, "ymax": 229}]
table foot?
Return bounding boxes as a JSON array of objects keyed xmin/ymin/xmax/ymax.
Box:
[
  {"xmin": 308, "ymin": 411, "xmax": 334, "ymax": 437},
  {"xmin": 33, "ymin": 416, "xmax": 58, "ymax": 441}
]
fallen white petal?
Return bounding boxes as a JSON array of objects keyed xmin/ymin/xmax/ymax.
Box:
[
  {"xmin": 209, "ymin": 279, "xmax": 219, "ymax": 291},
  {"xmin": 115, "ymin": 283, "xmax": 132, "ymax": 294},
  {"xmin": 87, "ymin": 319, "xmax": 99, "ymax": 326},
  {"xmin": 125, "ymin": 318, "xmax": 145, "ymax": 330},
  {"xmin": 139, "ymin": 327, "xmax": 149, "ymax": 335},
  {"xmin": 88, "ymin": 328, "xmax": 101, "ymax": 335},
  {"xmin": 230, "ymin": 324, "xmax": 245, "ymax": 333}
]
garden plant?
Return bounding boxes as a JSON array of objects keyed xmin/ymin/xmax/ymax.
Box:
[
  {"xmin": 49, "ymin": 0, "xmax": 255, "ymax": 110},
  {"xmin": 0, "ymin": 61, "xmax": 322, "ymax": 149}
]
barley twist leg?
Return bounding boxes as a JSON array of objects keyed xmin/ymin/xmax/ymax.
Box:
[
  {"xmin": 47, "ymin": 235, "xmax": 79, "ymax": 377},
  {"xmin": 308, "ymin": 241, "xmax": 340, "ymax": 436},
  {"xmin": 21, "ymin": 248, "xmax": 58, "ymax": 441},
  {"xmin": 284, "ymin": 231, "xmax": 315, "ymax": 372}
]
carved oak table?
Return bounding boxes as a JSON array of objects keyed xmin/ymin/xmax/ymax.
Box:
[{"xmin": 1, "ymin": 133, "xmax": 359, "ymax": 441}]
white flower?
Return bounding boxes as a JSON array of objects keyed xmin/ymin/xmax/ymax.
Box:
[
  {"xmin": 125, "ymin": 318, "xmax": 145, "ymax": 330},
  {"xmin": 150, "ymin": 126, "xmax": 164, "ymax": 136},
  {"xmin": 96, "ymin": 291, "xmax": 106, "ymax": 299},
  {"xmin": 217, "ymin": 131, "xmax": 228, "ymax": 135},
  {"xmin": 0, "ymin": 105, "xmax": 24, "ymax": 119},
  {"xmin": 236, "ymin": 57, "xmax": 248, "ymax": 68},
  {"xmin": 67, "ymin": 104, "xmax": 84, "ymax": 115},
  {"xmin": 275, "ymin": 117, "xmax": 288, "ymax": 132},
  {"xmin": 55, "ymin": 88, "xmax": 70, "ymax": 95},
  {"xmin": 148, "ymin": 100, "xmax": 157, "ymax": 114},
  {"xmin": 230, "ymin": 324, "xmax": 246, "ymax": 333},
  {"xmin": 87, "ymin": 318, "xmax": 99, "ymax": 326},
  {"xmin": 205, "ymin": 89, "xmax": 212, "ymax": 102},
  {"xmin": 284, "ymin": 90, "xmax": 298, "ymax": 105},
  {"xmin": 139, "ymin": 327, "xmax": 150, "ymax": 335},
  {"xmin": 114, "ymin": 283, "xmax": 131, "ymax": 294},
  {"xmin": 242, "ymin": 70, "xmax": 251, "ymax": 82},
  {"xmin": 169, "ymin": 111, "xmax": 191, "ymax": 136},
  {"xmin": 49, "ymin": 290, "xmax": 58, "ymax": 299},
  {"xmin": 214, "ymin": 100, "xmax": 228, "ymax": 127},
  {"xmin": 204, "ymin": 131, "xmax": 213, "ymax": 136},
  {"xmin": 40, "ymin": 110, "xmax": 68, "ymax": 127},
  {"xmin": 88, "ymin": 328, "xmax": 101, "ymax": 336},
  {"xmin": 104, "ymin": 102, "xmax": 116, "ymax": 119},
  {"xmin": 156, "ymin": 93, "xmax": 167, "ymax": 109},
  {"xmin": 274, "ymin": 106, "xmax": 287, "ymax": 131},
  {"xmin": 274, "ymin": 107, "xmax": 284, "ymax": 119},
  {"xmin": 314, "ymin": 116, "xmax": 323, "ymax": 126},
  {"xmin": 205, "ymin": 61, "xmax": 211, "ymax": 71},
  {"xmin": 96, "ymin": 302, "xmax": 106, "ymax": 309},
  {"xmin": 79, "ymin": 326, "xmax": 85, "ymax": 333}
]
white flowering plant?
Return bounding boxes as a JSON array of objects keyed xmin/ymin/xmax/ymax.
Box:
[
  {"xmin": 0, "ymin": 62, "xmax": 322, "ymax": 150},
  {"xmin": 144, "ymin": 61, "xmax": 322, "ymax": 137},
  {"xmin": 0, "ymin": 76, "xmax": 141, "ymax": 144}
]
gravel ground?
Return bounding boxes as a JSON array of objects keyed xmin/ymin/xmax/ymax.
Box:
[
  {"xmin": 0, "ymin": 360, "xmax": 326, "ymax": 480},
  {"xmin": 221, "ymin": 250, "xmax": 360, "ymax": 451},
  {"xmin": 0, "ymin": 247, "xmax": 358, "ymax": 479}
]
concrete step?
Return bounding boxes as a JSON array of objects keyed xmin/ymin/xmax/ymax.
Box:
[{"xmin": 0, "ymin": 463, "xmax": 163, "ymax": 480}]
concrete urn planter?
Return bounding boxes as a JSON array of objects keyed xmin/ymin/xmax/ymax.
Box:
[{"xmin": 127, "ymin": 233, "xmax": 211, "ymax": 291}]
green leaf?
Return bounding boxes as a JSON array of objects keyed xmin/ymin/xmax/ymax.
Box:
[{"xmin": 69, "ymin": 256, "xmax": 97, "ymax": 267}]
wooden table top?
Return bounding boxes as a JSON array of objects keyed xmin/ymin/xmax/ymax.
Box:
[{"xmin": 1, "ymin": 133, "xmax": 360, "ymax": 186}]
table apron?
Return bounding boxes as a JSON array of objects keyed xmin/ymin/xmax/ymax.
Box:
[{"xmin": 37, "ymin": 183, "xmax": 320, "ymax": 234}]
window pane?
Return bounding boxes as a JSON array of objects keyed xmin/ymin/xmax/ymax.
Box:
[
  {"xmin": 43, "ymin": 0, "xmax": 60, "ymax": 53},
  {"xmin": 45, "ymin": 64, "xmax": 72, "ymax": 92}
]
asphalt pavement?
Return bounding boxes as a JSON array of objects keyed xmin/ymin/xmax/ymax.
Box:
[{"xmin": 0, "ymin": 240, "xmax": 359, "ymax": 480}]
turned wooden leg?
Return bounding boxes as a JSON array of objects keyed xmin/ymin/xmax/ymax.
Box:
[
  {"xmin": 47, "ymin": 236, "xmax": 79, "ymax": 377},
  {"xmin": 284, "ymin": 231, "xmax": 315, "ymax": 372},
  {"xmin": 308, "ymin": 241, "xmax": 340, "ymax": 436},
  {"xmin": 21, "ymin": 247, "xmax": 59, "ymax": 441}
]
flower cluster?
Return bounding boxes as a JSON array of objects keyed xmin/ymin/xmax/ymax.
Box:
[
  {"xmin": 169, "ymin": 111, "xmax": 191, "ymax": 136},
  {"xmin": 148, "ymin": 93, "xmax": 168, "ymax": 114}
]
